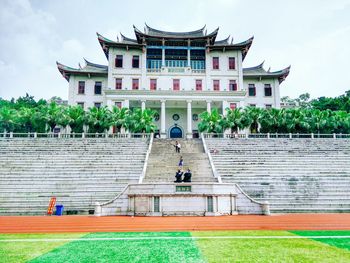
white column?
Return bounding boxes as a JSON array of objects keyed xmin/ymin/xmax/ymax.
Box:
[
  {"xmin": 123, "ymin": 99, "xmax": 129, "ymax": 109},
  {"xmin": 141, "ymin": 100, "xmax": 146, "ymax": 111},
  {"xmin": 206, "ymin": 100, "xmax": 212, "ymax": 113},
  {"xmin": 187, "ymin": 39, "xmax": 191, "ymax": 67},
  {"xmin": 187, "ymin": 100, "xmax": 192, "ymax": 139},
  {"xmin": 161, "ymin": 39, "xmax": 165, "ymax": 67},
  {"xmin": 160, "ymin": 100, "xmax": 166, "ymax": 138},
  {"xmin": 222, "ymin": 100, "xmax": 228, "ymax": 116}
]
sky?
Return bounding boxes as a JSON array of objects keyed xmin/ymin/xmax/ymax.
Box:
[{"xmin": 0, "ymin": 0, "xmax": 350, "ymax": 101}]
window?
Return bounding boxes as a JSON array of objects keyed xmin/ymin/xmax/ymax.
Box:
[
  {"xmin": 154, "ymin": 196, "xmax": 160, "ymax": 212},
  {"xmin": 195, "ymin": 79, "xmax": 202, "ymax": 91},
  {"xmin": 264, "ymin": 84, "xmax": 272, "ymax": 96},
  {"xmin": 266, "ymin": 104, "xmax": 272, "ymax": 109},
  {"xmin": 229, "ymin": 80, "xmax": 237, "ymax": 91},
  {"xmin": 230, "ymin": 103, "xmax": 237, "ymax": 109},
  {"xmin": 77, "ymin": 102, "xmax": 84, "ymax": 108},
  {"xmin": 115, "ymin": 55, "xmax": 123, "ymax": 68},
  {"xmin": 150, "ymin": 79, "xmax": 157, "ymax": 90},
  {"xmin": 213, "ymin": 80, "xmax": 220, "ymax": 91},
  {"xmin": 173, "ymin": 79, "xmax": 180, "ymax": 91},
  {"xmin": 132, "ymin": 79, "xmax": 139, "ymax": 90},
  {"xmin": 94, "ymin": 81, "xmax": 102, "ymax": 95},
  {"xmin": 78, "ymin": 81, "xmax": 85, "ymax": 94},
  {"xmin": 94, "ymin": 102, "xmax": 101, "ymax": 108},
  {"xmin": 132, "ymin": 55, "xmax": 139, "ymax": 68},
  {"xmin": 248, "ymin": 84, "xmax": 256, "ymax": 96},
  {"xmin": 207, "ymin": 196, "xmax": 214, "ymax": 212},
  {"xmin": 249, "ymin": 104, "xmax": 256, "ymax": 107},
  {"xmin": 115, "ymin": 78, "xmax": 122, "ymax": 90},
  {"xmin": 115, "ymin": 102, "xmax": 122, "ymax": 108},
  {"xmin": 212, "ymin": 57, "xmax": 219, "ymax": 69},
  {"xmin": 228, "ymin": 57, "xmax": 236, "ymax": 70}
]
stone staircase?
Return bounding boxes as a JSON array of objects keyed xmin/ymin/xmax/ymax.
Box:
[
  {"xmin": 205, "ymin": 138, "xmax": 350, "ymax": 213},
  {"xmin": 0, "ymin": 138, "xmax": 149, "ymax": 215},
  {"xmin": 143, "ymin": 139, "xmax": 216, "ymax": 183}
]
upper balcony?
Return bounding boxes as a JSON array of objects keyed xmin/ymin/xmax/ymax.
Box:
[{"xmin": 147, "ymin": 67, "xmax": 205, "ymax": 75}]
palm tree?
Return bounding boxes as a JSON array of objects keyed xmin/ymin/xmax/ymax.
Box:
[
  {"xmin": 67, "ymin": 105, "xmax": 85, "ymax": 133},
  {"xmin": 225, "ymin": 108, "xmax": 246, "ymax": 133},
  {"xmin": 126, "ymin": 108, "xmax": 156, "ymax": 133},
  {"xmin": 0, "ymin": 106, "xmax": 17, "ymax": 133},
  {"xmin": 110, "ymin": 106, "xmax": 129, "ymax": 133},
  {"xmin": 198, "ymin": 108, "xmax": 226, "ymax": 134},
  {"xmin": 17, "ymin": 107, "xmax": 35, "ymax": 132},
  {"xmin": 86, "ymin": 106, "xmax": 112, "ymax": 133},
  {"xmin": 241, "ymin": 107, "xmax": 263, "ymax": 133}
]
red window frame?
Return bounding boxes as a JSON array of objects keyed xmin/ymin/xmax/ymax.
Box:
[
  {"xmin": 132, "ymin": 55, "xmax": 139, "ymax": 68},
  {"xmin": 229, "ymin": 80, "xmax": 237, "ymax": 91},
  {"xmin": 212, "ymin": 57, "xmax": 219, "ymax": 69},
  {"xmin": 115, "ymin": 55, "xmax": 123, "ymax": 68},
  {"xmin": 228, "ymin": 57, "xmax": 236, "ymax": 70},
  {"xmin": 115, "ymin": 102, "xmax": 122, "ymax": 108},
  {"xmin": 213, "ymin": 80, "xmax": 220, "ymax": 91},
  {"xmin": 150, "ymin": 79, "xmax": 157, "ymax": 90},
  {"xmin": 195, "ymin": 79, "xmax": 202, "ymax": 91},
  {"xmin": 115, "ymin": 78, "xmax": 122, "ymax": 90},
  {"xmin": 173, "ymin": 79, "xmax": 180, "ymax": 91},
  {"xmin": 78, "ymin": 81, "xmax": 85, "ymax": 94},
  {"xmin": 132, "ymin": 79, "xmax": 139, "ymax": 90},
  {"xmin": 230, "ymin": 103, "xmax": 237, "ymax": 109}
]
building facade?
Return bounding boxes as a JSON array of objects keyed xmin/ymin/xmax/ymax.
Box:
[{"xmin": 57, "ymin": 24, "xmax": 290, "ymax": 138}]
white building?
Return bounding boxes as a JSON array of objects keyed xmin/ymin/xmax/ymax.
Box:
[{"xmin": 57, "ymin": 24, "xmax": 290, "ymax": 138}]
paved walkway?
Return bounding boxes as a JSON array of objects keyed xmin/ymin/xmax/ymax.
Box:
[{"xmin": 1, "ymin": 214, "xmax": 350, "ymax": 233}]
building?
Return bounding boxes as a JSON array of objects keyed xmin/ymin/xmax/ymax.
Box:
[{"xmin": 57, "ymin": 24, "xmax": 290, "ymax": 138}]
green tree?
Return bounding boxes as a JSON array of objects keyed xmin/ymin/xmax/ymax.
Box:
[
  {"xmin": 0, "ymin": 106, "xmax": 17, "ymax": 133},
  {"xmin": 198, "ymin": 108, "xmax": 226, "ymax": 133},
  {"xmin": 126, "ymin": 108, "xmax": 156, "ymax": 133},
  {"xmin": 67, "ymin": 105, "xmax": 85, "ymax": 133},
  {"xmin": 110, "ymin": 106, "xmax": 129, "ymax": 132},
  {"xmin": 86, "ymin": 106, "xmax": 112, "ymax": 133}
]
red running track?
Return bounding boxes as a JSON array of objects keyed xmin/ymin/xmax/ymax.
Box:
[{"xmin": 1, "ymin": 214, "xmax": 350, "ymax": 233}]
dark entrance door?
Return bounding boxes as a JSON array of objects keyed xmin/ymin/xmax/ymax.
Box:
[{"xmin": 170, "ymin": 127, "xmax": 183, "ymax": 138}]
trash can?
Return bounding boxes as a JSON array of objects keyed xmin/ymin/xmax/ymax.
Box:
[{"xmin": 55, "ymin": 204, "xmax": 64, "ymax": 216}]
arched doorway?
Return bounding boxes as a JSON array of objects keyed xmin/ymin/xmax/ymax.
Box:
[{"xmin": 170, "ymin": 126, "xmax": 183, "ymax": 138}]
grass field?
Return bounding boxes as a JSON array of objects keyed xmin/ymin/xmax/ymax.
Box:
[{"xmin": 1, "ymin": 230, "xmax": 350, "ymax": 262}]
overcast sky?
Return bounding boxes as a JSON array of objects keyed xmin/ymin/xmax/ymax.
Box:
[{"xmin": 0, "ymin": 0, "xmax": 350, "ymax": 101}]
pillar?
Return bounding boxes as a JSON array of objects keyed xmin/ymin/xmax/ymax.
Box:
[
  {"xmin": 161, "ymin": 38, "xmax": 165, "ymax": 67},
  {"xmin": 160, "ymin": 100, "xmax": 166, "ymax": 138},
  {"xmin": 123, "ymin": 99, "xmax": 129, "ymax": 109},
  {"xmin": 187, "ymin": 100, "xmax": 192, "ymax": 139},
  {"xmin": 141, "ymin": 100, "xmax": 146, "ymax": 111},
  {"xmin": 222, "ymin": 100, "xmax": 228, "ymax": 116},
  {"xmin": 206, "ymin": 100, "xmax": 212, "ymax": 113},
  {"xmin": 187, "ymin": 48, "xmax": 190, "ymax": 67}
]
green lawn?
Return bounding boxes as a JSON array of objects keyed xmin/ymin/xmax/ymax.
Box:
[{"xmin": 1, "ymin": 230, "xmax": 350, "ymax": 263}]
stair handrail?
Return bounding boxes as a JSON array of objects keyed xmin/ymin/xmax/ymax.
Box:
[
  {"xmin": 138, "ymin": 133, "xmax": 154, "ymax": 183},
  {"xmin": 201, "ymin": 133, "xmax": 222, "ymax": 183}
]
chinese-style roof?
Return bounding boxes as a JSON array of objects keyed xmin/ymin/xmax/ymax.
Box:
[
  {"xmin": 144, "ymin": 23, "xmax": 206, "ymax": 37},
  {"xmin": 133, "ymin": 24, "xmax": 219, "ymax": 44},
  {"xmin": 243, "ymin": 62, "xmax": 291, "ymax": 84},
  {"xmin": 56, "ymin": 61, "xmax": 107, "ymax": 81},
  {"xmin": 208, "ymin": 36, "xmax": 254, "ymax": 60},
  {"xmin": 120, "ymin": 33, "xmax": 139, "ymax": 44}
]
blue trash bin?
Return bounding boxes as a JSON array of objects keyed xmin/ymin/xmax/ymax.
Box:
[{"xmin": 55, "ymin": 204, "xmax": 64, "ymax": 216}]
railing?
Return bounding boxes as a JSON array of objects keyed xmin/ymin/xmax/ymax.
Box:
[
  {"xmin": 0, "ymin": 132, "xmax": 152, "ymax": 139},
  {"xmin": 201, "ymin": 133, "xmax": 222, "ymax": 183},
  {"xmin": 202, "ymin": 133, "xmax": 350, "ymax": 139},
  {"xmin": 139, "ymin": 133, "xmax": 154, "ymax": 184}
]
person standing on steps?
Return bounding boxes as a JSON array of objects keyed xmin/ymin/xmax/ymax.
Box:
[
  {"xmin": 178, "ymin": 156, "xmax": 184, "ymax": 170},
  {"xmin": 174, "ymin": 141, "xmax": 179, "ymax": 153},
  {"xmin": 177, "ymin": 141, "xmax": 181, "ymax": 153}
]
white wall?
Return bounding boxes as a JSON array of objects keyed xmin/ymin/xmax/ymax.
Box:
[{"xmin": 243, "ymin": 78, "xmax": 280, "ymax": 108}]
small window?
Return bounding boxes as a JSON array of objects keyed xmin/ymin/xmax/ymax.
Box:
[
  {"xmin": 115, "ymin": 102, "xmax": 122, "ymax": 108},
  {"xmin": 78, "ymin": 81, "xmax": 85, "ymax": 94},
  {"xmin": 229, "ymin": 80, "xmax": 237, "ymax": 91},
  {"xmin": 212, "ymin": 57, "xmax": 219, "ymax": 69},
  {"xmin": 154, "ymin": 196, "xmax": 160, "ymax": 212},
  {"xmin": 230, "ymin": 103, "xmax": 237, "ymax": 109},
  {"xmin": 266, "ymin": 104, "xmax": 272, "ymax": 109},
  {"xmin": 94, "ymin": 81, "xmax": 102, "ymax": 95},
  {"xmin": 115, "ymin": 78, "xmax": 122, "ymax": 90},
  {"xmin": 228, "ymin": 57, "xmax": 236, "ymax": 70},
  {"xmin": 77, "ymin": 102, "xmax": 84, "ymax": 109},
  {"xmin": 173, "ymin": 79, "xmax": 180, "ymax": 91},
  {"xmin": 207, "ymin": 196, "xmax": 214, "ymax": 212},
  {"xmin": 264, "ymin": 84, "xmax": 272, "ymax": 96},
  {"xmin": 150, "ymin": 79, "xmax": 157, "ymax": 90},
  {"xmin": 248, "ymin": 84, "xmax": 256, "ymax": 96},
  {"xmin": 132, "ymin": 79, "xmax": 139, "ymax": 90},
  {"xmin": 249, "ymin": 104, "xmax": 256, "ymax": 107},
  {"xmin": 94, "ymin": 102, "xmax": 102, "ymax": 108},
  {"xmin": 115, "ymin": 55, "xmax": 123, "ymax": 68},
  {"xmin": 195, "ymin": 79, "xmax": 202, "ymax": 91},
  {"xmin": 132, "ymin": 55, "xmax": 140, "ymax": 68},
  {"xmin": 213, "ymin": 80, "xmax": 220, "ymax": 91}
]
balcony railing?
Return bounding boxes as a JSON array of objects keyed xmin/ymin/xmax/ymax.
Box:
[{"xmin": 146, "ymin": 67, "xmax": 205, "ymax": 74}]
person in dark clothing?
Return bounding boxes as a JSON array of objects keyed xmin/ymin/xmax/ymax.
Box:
[
  {"xmin": 183, "ymin": 169, "xmax": 192, "ymax": 182},
  {"xmin": 173, "ymin": 141, "xmax": 179, "ymax": 153},
  {"xmin": 174, "ymin": 169, "xmax": 183, "ymax": 183}
]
